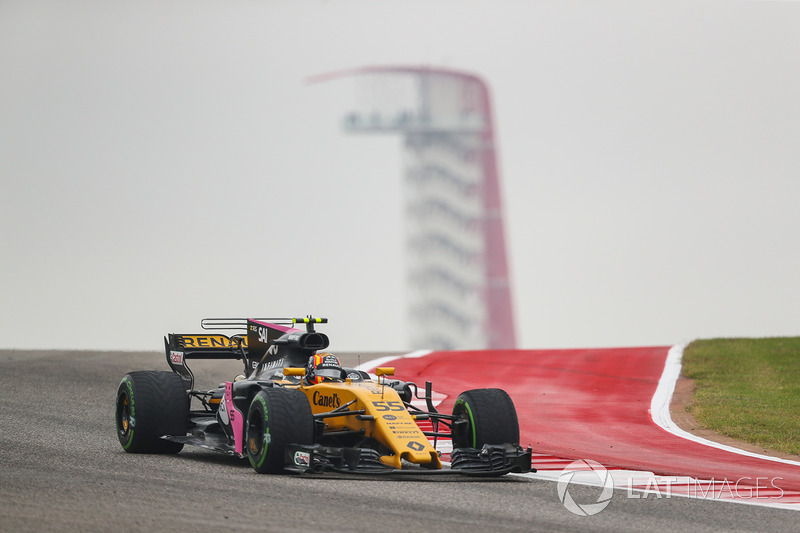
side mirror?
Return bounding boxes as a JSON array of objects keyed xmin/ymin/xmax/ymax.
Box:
[
  {"xmin": 375, "ymin": 367, "xmax": 395, "ymax": 377},
  {"xmin": 283, "ymin": 367, "xmax": 306, "ymax": 377}
]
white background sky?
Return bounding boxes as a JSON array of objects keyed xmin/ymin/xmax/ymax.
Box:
[{"xmin": 2, "ymin": 1, "xmax": 799, "ymax": 352}]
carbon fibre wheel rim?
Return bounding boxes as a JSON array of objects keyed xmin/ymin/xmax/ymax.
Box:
[
  {"xmin": 116, "ymin": 390, "xmax": 132, "ymax": 443},
  {"xmin": 246, "ymin": 396, "xmax": 269, "ymax": 469}
]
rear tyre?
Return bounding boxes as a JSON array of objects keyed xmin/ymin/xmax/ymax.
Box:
[
  {"xmin": 451, "ymin": 388, "xmax": 520, "ymax": 448},
  {"xmin": 245, "ymin": 388, "xmax": 314, "ymax": 474},
  {"xmin": 116, "ymin": 371, "xmax": 188, "ymax": 454}
]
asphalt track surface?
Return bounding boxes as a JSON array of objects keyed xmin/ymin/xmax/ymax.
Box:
[{"xmin": 1, "ymin": 349, "xmax": 799, "ymax": 532}]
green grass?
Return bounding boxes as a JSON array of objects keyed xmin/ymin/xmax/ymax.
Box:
[{"xmin": 682, "ymin": 337, "xmax": 800, "ymax": 455}]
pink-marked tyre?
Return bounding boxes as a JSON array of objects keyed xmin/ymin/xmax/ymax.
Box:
[
  {"xmin": 116, "ymin": 371, "xmax": 188, "ymax": 454},
  {"xmin": 451, "ymin": 388, "xmax": 520, "ymax": 448}
]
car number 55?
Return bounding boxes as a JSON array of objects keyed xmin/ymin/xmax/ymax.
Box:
[{"xmin": 372, "ymin": 401, "xmax": 405, "ymax": 412}]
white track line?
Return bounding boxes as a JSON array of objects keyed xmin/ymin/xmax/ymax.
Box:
[
  {"xmin": 651, "ymin": 344, "xmax": 800, "ymax": 468},
  {"xmin": 355, "ymin": 350, "xmax": 432, "ymax": 372}
]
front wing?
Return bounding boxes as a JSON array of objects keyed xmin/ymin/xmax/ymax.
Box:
[{"xmin": 284, "ymin": 443, "xmax": 533, "ymax": 476}]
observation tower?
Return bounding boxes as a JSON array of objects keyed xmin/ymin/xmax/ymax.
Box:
[{"xmin": 311, "ymin": 67, "xmax": 516, "ymax": 350}]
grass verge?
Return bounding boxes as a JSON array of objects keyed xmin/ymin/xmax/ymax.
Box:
[{"xmin": 682, "ymin": 337, "xmax": 800, "ymax": 455}]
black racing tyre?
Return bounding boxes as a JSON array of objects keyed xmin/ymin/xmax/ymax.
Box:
[
  {"xmin": 451, "ymin": 388, "xmax": 520, "ymax": 449},
  {"xmin": 116, "ymin": 371, "xmax": 188, "ymax": 454},
  {"xmin": 245, "ymin": 388, "xmax": 314, "ymax": 474}
]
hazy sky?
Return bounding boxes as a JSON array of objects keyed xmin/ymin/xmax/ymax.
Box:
[{"xmin": 2, "ymin": 1, "xmax": 799, "ymax": 352}]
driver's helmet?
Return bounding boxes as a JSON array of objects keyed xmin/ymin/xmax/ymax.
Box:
[{"xmin": 306, "ymin": 353, "xmax": 343, "ymax": 384}]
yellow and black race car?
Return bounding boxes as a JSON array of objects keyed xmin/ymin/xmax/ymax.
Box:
[{"xmin": 115, "ymin": 317, "xmax": 532, "ymax": 476}]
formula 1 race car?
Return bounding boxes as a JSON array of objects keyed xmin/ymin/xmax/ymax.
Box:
[{"xmin": 115, "ymin": 317, "xmax": 532, "ymax": 476}]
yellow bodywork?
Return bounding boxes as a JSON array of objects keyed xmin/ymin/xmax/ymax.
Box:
[{"xmin": 282, "ymin": 371, "xmax": 442, "ymax": 470}]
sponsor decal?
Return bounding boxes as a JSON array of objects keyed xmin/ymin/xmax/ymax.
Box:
[
  {"xmin": 217, "ymin": 396, "xmax": 229, "ymax": 425},
  {"xmin": 386, "ymin": 424, "xmax": 416, "ymax": 431},
  {"xmin": 294, "ymin": 451, "xmax": 310, "ymax": 466},
  {"xmin": 312, "ymin": 391, "xmax": 341, "ymax": 409},
  {"xmin": 170, "ymin": 351, "xmax": 184, "ymax": 365},
  {"xmin": 319, "ymin": 354, "xmax": 339, "ymax": 366},
  {"xmin": 407, "ymin": 441, "xmax": 425, "ymax": 452},
  {"xmin": 180, "ymin": 335, "xmax": 247, "ymax": 348},
  {"xmin": 382, "ymin": 414, "xmax": 398, "ymax": 421}
]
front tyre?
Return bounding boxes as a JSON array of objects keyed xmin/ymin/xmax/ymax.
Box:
[
  {"xmin": 116, "ymin": 371, "xmax": 188, "ymax": 454},
  {"xmin": 245, "ymin": 388, "xmax": 314, "ymax": 474},
  {"xmin": 451, "ymin": 388, "xmax": 520, "ymax": 448}
]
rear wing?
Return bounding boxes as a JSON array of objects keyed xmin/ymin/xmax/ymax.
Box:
[{"xmin": 165, "ymin": 317, "xmax": 329, "ymax": 389}]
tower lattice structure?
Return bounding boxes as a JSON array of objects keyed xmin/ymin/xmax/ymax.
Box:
[{"xmin": 313, "ymin": 66, "xmax": 516, "ymax": 350}]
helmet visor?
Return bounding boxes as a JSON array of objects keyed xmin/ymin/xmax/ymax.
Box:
[{"xmin": 315, "ymin": 367, "xmax": 342, "ymax": 380}]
